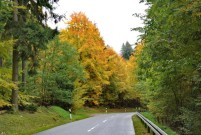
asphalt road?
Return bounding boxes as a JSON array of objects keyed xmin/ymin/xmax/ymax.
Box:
[{"xmin": 34, "ymin": 113, "xmax": 135, "ymax": 135}]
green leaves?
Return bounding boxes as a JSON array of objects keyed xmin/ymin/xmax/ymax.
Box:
[
  {"xmin": 28, "ymin": 37, "xmax": 85, "ymax": 107},
  {"xmin": 135, "ymin": 0, "xmax": 201, "ymax": 134},
  {"xmin": 0, "ymin": 1, "xmax": 13, "ymax": 38}
]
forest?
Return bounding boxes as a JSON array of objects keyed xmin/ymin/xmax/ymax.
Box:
[{"xmin": 0, "ymin": 0, "xmax": 201, "ymax": 135}]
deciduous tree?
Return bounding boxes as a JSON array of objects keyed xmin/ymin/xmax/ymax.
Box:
[
  {"xmin": 135, "ymin": 0, "xmax": 201, "ymax": 134},
  {"xmin": 60, "ymin": 12, "xmax": 110, "ymax": 107}
]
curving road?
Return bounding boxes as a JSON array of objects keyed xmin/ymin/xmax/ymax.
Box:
[{"xmin": 34, "ymin": 113, "xmax": 135, "ymax": 135}]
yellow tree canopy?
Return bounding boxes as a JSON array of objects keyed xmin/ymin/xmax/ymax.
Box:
[{"xmin": 60, "ymin": 12, "xmax": 110, "ymax": 106}]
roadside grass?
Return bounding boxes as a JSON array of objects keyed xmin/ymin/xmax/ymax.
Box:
[
  {"xmin": 141, "ymin": 112, "xmax": 179, "ymax": 135},
  {"xmin": 132, "ymin": 115, "xmax": 150, "ymax": 135},
  {"xmin": 49, "ymin": 106, "xmax": 70, "ymax": 118},
  {"xmin": 0, "ymin": 106, "xmax": 89, "ymax": 135},
  {"xmin": 0, "ymin": 107, "xmax": 136, "ymax": 135}
]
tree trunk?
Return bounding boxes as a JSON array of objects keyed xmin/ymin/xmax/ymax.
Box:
[
  {"xmin": 22, "ymin": 58, "xmax": 26, "ymax": 87},
  {"xmin": 12, "ymin": 45, "xmax": 19, "ymax": 112},
  {"xmin": 0, "ymin": 57, "xmax": 3, "ymax": 67},
  {"xmin": 12, "ymin": 0, "xmax": 19, "ymax": 112}
]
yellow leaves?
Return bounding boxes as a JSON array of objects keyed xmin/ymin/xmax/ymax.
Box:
[
  {"xmin": 0, "ymin": 39, "xmax": 14, "ymax": 58},
  {"xmin": 0, "ymin": 78, "xmax": 17, "ymax": 91},
  {"xmin": 72, "ymin": 80, "xmax": 88, "ymax": 109},
  {"xmin": 14, "ymin": 5, "xmax": 26, "ymax": 10},
  {"xmin": 0, "ymin": 68, "xmax": 17, "ymax": 107},
  {"xmin": 127, "ymin": 41, "xmax": 144, "ymax": 74},
  {"xmin": 0, "ymin": 68, "xmax": 18, "ymax": 91},
  {"xmin": 60, "ymin": 12, "xmax": 143, "ymax": 107},
  {"xmin": 135, "ymin": 41, "xmax": 144, "ymax": 55},
  {"xmin": 0, "ymin": 99, "xmax": 11, "ymax": 107},
  {"xmin": 125, "ymin": 41, "xmax": 145, "ymax": 99},
  {"xmin": 60, "ymin": 12, "xmax": 145, "ymax": 107},
  {"xmin": 59, "ymin": 12, "xmax": 113, "ymax": 106},
  {"xmin": 19, "ymin": 93, "xmax": 37, "ymax": 106},
  {"xmin": 0, "ymin": 39, "xmax": 16, "ymax": 108}
]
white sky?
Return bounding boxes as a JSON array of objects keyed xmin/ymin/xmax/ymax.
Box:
[{"xmin": 48, "ymin": 0, "xmax": 147, "ymax": 53}]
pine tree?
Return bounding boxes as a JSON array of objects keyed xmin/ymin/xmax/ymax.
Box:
[
  {"xmin": 5, "ymin": 0, "xmax": 61, "ymax": 112},
  {"xmin": 121, "ymin": 41, "xmax": 133, "ymax": 60}
]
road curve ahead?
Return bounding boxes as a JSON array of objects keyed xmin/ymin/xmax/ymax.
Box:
[{"xmin": 34, "ymin": 113, "xmax": 135, "ymax": 135}]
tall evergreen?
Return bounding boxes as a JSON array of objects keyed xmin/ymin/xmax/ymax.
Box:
[
  {"xmin": 3, "ymin": 0, "xmax": 61, "ymax": 112},
  {"xmin": 121, "ymin": 41, "xmax": 133, "ymax": 60}
]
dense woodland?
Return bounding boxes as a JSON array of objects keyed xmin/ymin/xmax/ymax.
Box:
[
  {"xmin": 0, "ymin": 0, "xmax": 139, "ymax": 111},
  {"xmin": 0, "ymin": 0, "xmax": 200, "ymax": 134},
  {"xmin": 135, "ymin": 0, "xmax": 201, "ymax": 134}
]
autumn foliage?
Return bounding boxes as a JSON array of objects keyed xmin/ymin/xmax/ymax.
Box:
[
  {"xmin": 0, "ymin": 11, "xmax": 140, "ymax": 111},
  {"xmin": 59, "ymin": 12, "xmax": 138, "ymax": 108}
]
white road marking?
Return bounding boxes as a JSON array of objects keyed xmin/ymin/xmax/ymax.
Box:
[
  {"xmin": 103, "ymin": 120, "xmax": 107, "ymax": 123},
  {"xmin": 87, "ymin": 124, "xmax": 99, "ymax": 132}
]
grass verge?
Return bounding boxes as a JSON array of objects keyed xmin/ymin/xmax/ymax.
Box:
[
  {"xmin": 0, "ymin": 107, "xmax": 136, "ymax": 135},
  {"xmin": 141, "ymin": 112, "xmax": 178, "ymax": 135},
  {"xmin": 0, "ymin": 106, "xmax": 89, "ymax": 135},
  {"xmin": 132, "ymin": 115, "xmax": 150, "ymax": 135}
]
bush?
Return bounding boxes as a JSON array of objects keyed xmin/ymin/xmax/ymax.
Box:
[{"xmin": 25, "ymin": 104, "xmax": 38, "ymax": 113}]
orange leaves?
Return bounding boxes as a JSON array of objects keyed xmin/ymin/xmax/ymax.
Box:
[
  {"xmin": 60, "ymin": 12, "xmax": 103, "ymax": 49},
  {"xmin": 60, "ymin": 12, "xmax": 111, "ymax": 106},
  {"xmin": 59, "ymin": 12, "xmax": 142, "ymax": 107}
]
